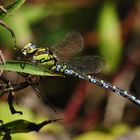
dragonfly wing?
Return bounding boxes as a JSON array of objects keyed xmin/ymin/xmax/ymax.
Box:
[
  {"xmin": 65, "ymin": 55, "xmax": 105, "ymax": 74},
  {"xmin": 53, "ymin": 31, "xmax": 84, "ymax": 61},
  {"xmin": 31, "ymin": 85, "xmax": 57, "ymax": 113}
]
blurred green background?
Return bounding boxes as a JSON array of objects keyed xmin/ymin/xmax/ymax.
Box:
[{"xmin": 0, "ymin": 0, "xmax": 140, "ymax": 140}]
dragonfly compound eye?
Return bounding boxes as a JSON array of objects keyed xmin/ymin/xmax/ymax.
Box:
[{"xmin": 22, "ymin": 43, "xmax": 37, "ymax": 56}]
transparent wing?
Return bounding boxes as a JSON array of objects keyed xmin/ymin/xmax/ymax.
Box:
[
  {"xmin": 65, "ymin": 55, "xmax": 105, "ymax": 74},
  {"xmin": 31, "ymin": 85, "xmax": 57, "ymax": 113},
  {"xmin": 53, "ymin": 31, "xmax": 84, "ymax": 61}
]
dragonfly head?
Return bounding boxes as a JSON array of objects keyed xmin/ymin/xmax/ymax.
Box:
[{"xmin": 22, "ymin": 43, "xmax": 37, "ymax": 56}]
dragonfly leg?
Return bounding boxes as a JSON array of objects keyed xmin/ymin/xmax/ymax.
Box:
[{"xmin": 19, "ymin": 74, "xmax": 57, "ymax": 113}]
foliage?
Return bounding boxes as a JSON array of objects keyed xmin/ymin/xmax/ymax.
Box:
[
  {"xmin": 98, "ymin": 2, "xmax": 122, "ymax": 73},
  {"xmin": 0, "ymin": 60, "xmax": 61, "ymax": 76}
]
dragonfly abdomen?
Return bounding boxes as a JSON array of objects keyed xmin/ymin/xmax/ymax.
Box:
[
  {"xmin": 87, "ymin": 75, "xmax": 140, "ymax": 106},
  {"xmin": 54, "ymin": 64, "xmax": 140, "ymax": 106},
  {"xmin": 54, "ymin": 64, "xmax": 75, "ymax": 75}
]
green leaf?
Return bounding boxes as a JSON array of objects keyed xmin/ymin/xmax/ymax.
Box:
[
  {"xmin": 98, "ymin": 2, "xmax": 122, "ymax": 74},
  {"xmin": 0, "ymin": 0, "xmax": 26, "ymax": 19},
  {"xmin": 0, "ymin": 119, "xmax": 60, "ymax": 136},
  {"xmin": 0, "ymin": 60, "xmax": 61, "ymax": 76}
]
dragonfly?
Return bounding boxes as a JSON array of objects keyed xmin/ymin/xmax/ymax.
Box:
[{"xmin": 21, "ymin": 31, "xmax": 140, "ymax": 106}]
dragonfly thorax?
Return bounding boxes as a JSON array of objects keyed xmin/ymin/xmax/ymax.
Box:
[
  {"xmin": 33, "ymin": 47, "xmax": 57, "ymax": 67},
  {"xmin": 22, "ymin": 43, "xmax": 57, "ymax": 68}
]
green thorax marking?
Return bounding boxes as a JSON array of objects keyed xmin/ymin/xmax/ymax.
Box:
[{"xmin": 33, "ymin": 48, "xmax": 57, "ymax": 68}]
